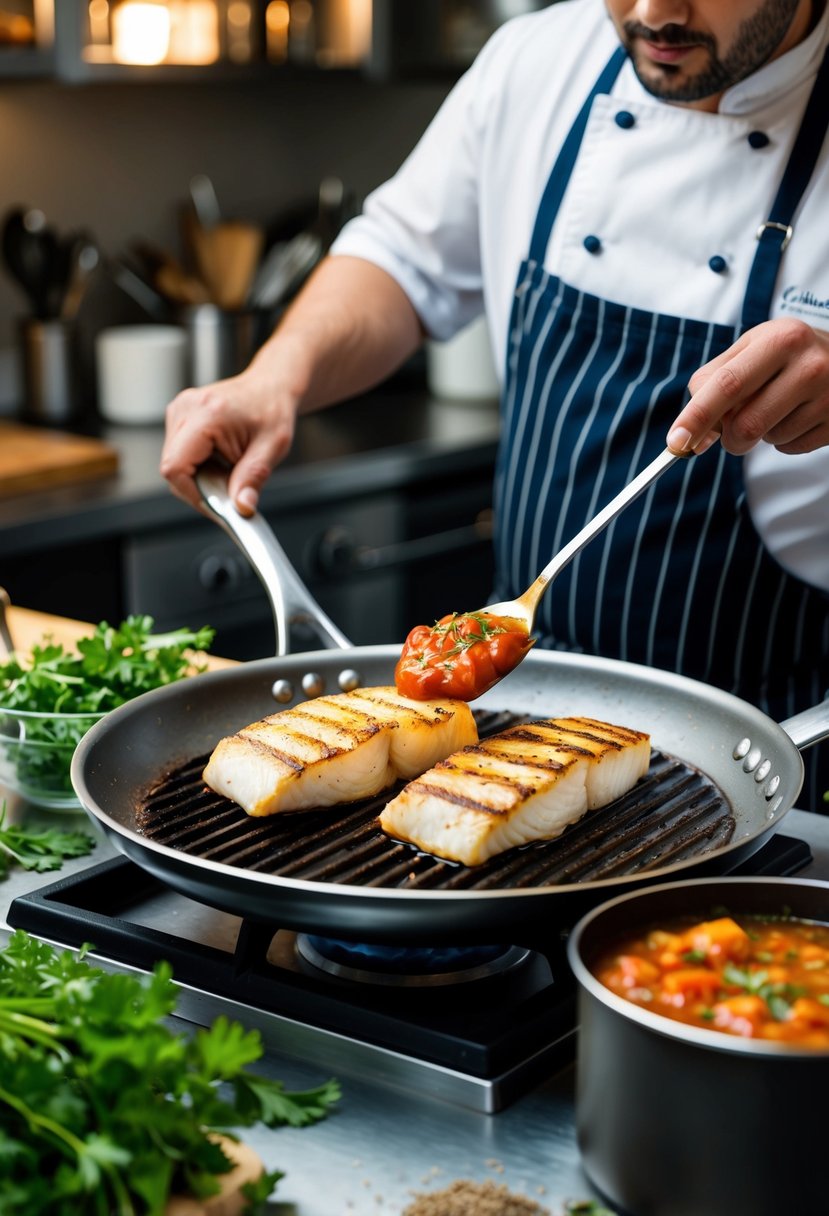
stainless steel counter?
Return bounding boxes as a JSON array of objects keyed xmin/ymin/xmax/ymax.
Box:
[{"xmin": 2, "ymin": 788, "xmax": 829, "ymax": 1216}]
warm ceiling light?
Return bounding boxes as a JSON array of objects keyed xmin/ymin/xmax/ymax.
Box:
[
  {"xmin": 265, "ymin": 0, "xmax": 289, "ymax": 60},
  {"xmin": 266, "ymin": 0, "xmax": 290, "ymax": 32},
  {"xmin": 169, "ymin": 0, "xmax": 220, "ymax": 64},
  {"xmin": 112, "ymin": 2, "xmax": 171, "ymax": 65}
]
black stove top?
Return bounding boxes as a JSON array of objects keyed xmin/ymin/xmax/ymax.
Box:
[{"xmin": 7, "ymin": 833, "xmax": 812, "ymax": 1113}]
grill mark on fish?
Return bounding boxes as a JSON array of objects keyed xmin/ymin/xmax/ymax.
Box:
[
  {"xmin": 430, "ymin": 760, "xmax": 541, "ymax": 797},
  {"xmin": 553, "ymin": 726, "xmax": 624, "ymax": 750},
  {"xmin": 564, "ymin": 718, "xmax": 644, "ymax": 742},
  {"xmin": 268, "ymin": 721, "xmax": 375, "ymax": 751},
  {"xmin": 202, "ymin": 686, "xmax": 478, "ymax": 818},
  {"xmin": 241, "ymin": 735, "xmax": 305, "ymax": 771},
  {"xmin": 503, "ymin": 726, "xmax": 594, "ymax": 757},
  {"xmin": 504, "ymin": 727, "xmax": 553, "ymax": 743},
  {"xmin": 346, "ymin": 690, "xmax": 453, "ymax": 724},
  {"xmin": 274, "ymin": 707, "xmax": 381, "ymax": 737},
  {"xmin": 269, "ymin": 730, "xmax": 347, "ymax": 759},
  {"xmin": 143, "ymin": 717, "xmax": 735, "ymax": 889},
  {"xmin": 379, "ymin": 715, "xmax": 653, "ymax": 865},
  {"xmin": 401, "ymin": 777, "xmax": 521, "ymax": 815},
  {"xmin": 310, "ymin": 700, "xmax": 382, "ymax": 728},
  {"xmin": 453, "ymin": 744, "xmax": 568, "ymax": 774}
]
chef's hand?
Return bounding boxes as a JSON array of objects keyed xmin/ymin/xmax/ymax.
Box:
[
  {"xmin": 160, "ymin": 366, "xmax": 297, "ymax": 517},
  {"xmin": 666, "ymin": 318, "xmax": 829, "ymax": 457}
]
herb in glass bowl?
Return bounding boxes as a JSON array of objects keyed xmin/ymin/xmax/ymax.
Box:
[{"xmin": 0, "ymin": 616, "xmax": 215, "ymax": 807}]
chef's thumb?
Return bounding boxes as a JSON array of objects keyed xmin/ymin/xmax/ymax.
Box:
[{"xmin": 228, "ymin": 449, "xmax": 275, "ymax": 517}]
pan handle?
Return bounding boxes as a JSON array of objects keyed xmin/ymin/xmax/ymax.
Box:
[
  {"xmin": 195, "ymin": 465, "xmax": 352, "ymax": 657},
  {"xmin": 0, "ymin": 586, "xmax": 14, "ymax": 660},
  {"xmin": 780, "ymin": 697, "xmax": 829, "ymax": 753}
]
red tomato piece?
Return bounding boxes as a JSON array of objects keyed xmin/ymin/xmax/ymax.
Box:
[{"xmin": 394, "ymin": 611, "xmax": 533, "ymax": 701}]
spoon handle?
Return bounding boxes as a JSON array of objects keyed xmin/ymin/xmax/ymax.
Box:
[{"xmin": 524, "ymin": 447, "xmax": 687, "ymax": 610}]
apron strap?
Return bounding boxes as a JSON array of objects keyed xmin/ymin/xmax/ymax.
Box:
[
  {"xmin": 741, "ymin": 44, "xmax": 829, "ymax": 333},
  {"xmin": 528, "ymin": 46, "xmax": 627, "ymax": 266}
]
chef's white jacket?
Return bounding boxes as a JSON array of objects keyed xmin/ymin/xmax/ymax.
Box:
[{"xmin": 332, "ymin": 0, "xmax": 829, "ymax": 592}]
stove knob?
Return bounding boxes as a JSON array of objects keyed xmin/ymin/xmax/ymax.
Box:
[
  {"xmin": 197, "ymin": 553, "xmax": 241, "ymax": 592},
  {"xmin": 271, "ymin": 679, "xmax": 294, "ymax": 703},
  {"xmin": 302, "ymin": 671, "xmax": 325, "ymax": 698},
  {"xmin": 338, "ymin": 668, "xmax": 361, "ymax": 692},
  {"xmin": 314, "ymin": 526, "xmax": 358, "ymax": 576}
]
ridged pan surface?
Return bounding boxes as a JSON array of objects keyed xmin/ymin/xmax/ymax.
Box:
[{"xmin": 71, "ymin": 647, "xmax": 804, "ymax": 945}]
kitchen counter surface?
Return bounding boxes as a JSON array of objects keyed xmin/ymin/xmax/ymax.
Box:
[
  {"xmin": 2, "ymin": 776, "xmax": 829, "ymax": 1215},
  {"xmin": 0, "ymin": 387, "xmax": 501, "ymax": 558}
]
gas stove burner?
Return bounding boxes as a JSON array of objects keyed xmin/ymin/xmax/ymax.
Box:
[{"xmin": 294, "ymin": 934, "xmax": 531, "ymax": 987}]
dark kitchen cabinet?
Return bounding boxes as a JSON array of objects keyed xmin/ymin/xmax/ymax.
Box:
[
  {"xmin": 1, "ymin": 535, "xmax": 125, "ymax": 626},
  {"xmin": 122, "ymin": 469, "xmax": 495, "ymax": 659},
  {"xmin": 0, "ymin": 463, "xmax": 495, "ymax": 662},
  {"xmin": 368, "ymin": 0, "xmax": 557, "ymax": 81}
]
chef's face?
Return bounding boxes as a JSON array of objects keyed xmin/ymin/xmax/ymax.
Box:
[{"xmin": 605, "ymin": 0, "xmax": 813, "ymax": 108}]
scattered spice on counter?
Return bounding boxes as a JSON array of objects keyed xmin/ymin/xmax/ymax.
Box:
[{"xmin": 402, "ymin": 1178, "xmax": 551, "ymax": 1215}]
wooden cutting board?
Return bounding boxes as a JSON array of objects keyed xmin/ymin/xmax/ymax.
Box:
[
  {"xmin": 0, "ymin": 421, "xmax": 119, "ymax": 498},
  {"xmin": 6, "ymin": 605, "xmax": 238, "ymax": 671}
]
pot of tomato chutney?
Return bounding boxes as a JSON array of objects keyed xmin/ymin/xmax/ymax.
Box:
[{"xmin": 567, "ymin": 877, "xmax": 829, "ymax": 1216}]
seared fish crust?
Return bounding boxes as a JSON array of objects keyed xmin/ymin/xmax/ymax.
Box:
[
  {"xmin": 203, "ymin": 686, "xmax": 478, "ymax": 817},
  {"xmin": 379, "ymin": 716, "xmax": 650, "ymax": 866}
]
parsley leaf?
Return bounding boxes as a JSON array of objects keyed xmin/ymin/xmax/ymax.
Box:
[
  {"xmin": 0, "ymin": 930, "xmax": 340, "ymax": 1215},
  {"xmin": 0, "ymin": 615, "xmax": 215, "ymax": 797},
  {"xmin": 0, "ymin": 801, "xmax": 95, "ymax": 880}
]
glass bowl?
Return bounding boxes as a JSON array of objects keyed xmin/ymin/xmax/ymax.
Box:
[{"xmin": 0, "ymin": 705, "xmax": 105, "ymax": 811}]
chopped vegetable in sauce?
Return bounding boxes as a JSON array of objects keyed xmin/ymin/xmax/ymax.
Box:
[
  {"xmin": 594, "ymin": 914, "xmax": 829, "ymax": 1047},
  {"xmin": 395, "ymin": 611, "xmax": 533, "ymax": 701}
]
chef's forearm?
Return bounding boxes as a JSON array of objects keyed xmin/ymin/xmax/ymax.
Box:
[{"xmin": 248, "ymin": 254, "xmax": 425, "ymax": 414}]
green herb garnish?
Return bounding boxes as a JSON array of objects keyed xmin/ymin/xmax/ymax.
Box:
[
  {"xmin": 0, "ymin": 930, "xmax": 340, "ymax": 1215},
  {"xmin": 722, "ymin": 962, "xmax": 806, "ymax": 1021},
  {"xmin": 0, "ymin": 801, "xmax": 95, "ymax": 880},
  {"xmin": 432, "ymin": 612, "xmax": 509, "ymax": 660},
  {"xmin": 0, "ymin": 616, "xmax": 215, "ymax": 797}
]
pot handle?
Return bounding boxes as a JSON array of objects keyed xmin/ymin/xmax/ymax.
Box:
[
  {"xmin": 780, "ymin": 697, "xmax": 829, "ymax": 753},
  {"xmin": 195, "ymin": 465, "xmax": 352, "ymax": 657}
]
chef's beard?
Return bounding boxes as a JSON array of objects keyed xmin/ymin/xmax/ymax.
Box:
[{"xmin": 621, "ymin": 0, "xmax": 803, "ymax": 102}]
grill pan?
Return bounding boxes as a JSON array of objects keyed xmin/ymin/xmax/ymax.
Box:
[{"xmin": 71, "ymin": 471, "xmax": 829, "ymax": 947}]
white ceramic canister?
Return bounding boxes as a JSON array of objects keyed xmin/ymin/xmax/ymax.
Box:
[
  {"xmin": 426, "ymin": 315, "xmax": 500, "ymax": 401},
  {"xmin": 95, "ymin": 324, "xmax": 188, "ymax": 424}
]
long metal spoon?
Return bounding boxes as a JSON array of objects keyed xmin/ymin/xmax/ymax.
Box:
[
  {"xmin": 0, "ymin": 586, "xmax": 15, "ymax": 660},
  {"xmin": 481, "ymin": 446, "xmax": 692, "ymax": 635}
]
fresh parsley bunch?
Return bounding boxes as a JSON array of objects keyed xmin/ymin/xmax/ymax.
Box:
[
  {"xmin": 0, "ymin": 930, "xmax": 340, "ymax": 1215},
  {"xmin": 0, "ymin": 616, "xmax": 216, "ymax": 798}
]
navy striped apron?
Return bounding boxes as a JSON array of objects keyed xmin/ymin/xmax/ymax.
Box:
[{"xmin": 493, "ymin": 46, "xmax": 829, "ymax": 812}]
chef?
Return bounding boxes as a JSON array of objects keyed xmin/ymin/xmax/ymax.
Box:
[{"xmin": 161, "ymin": 0, "xmax": 829, "ymax": 810}]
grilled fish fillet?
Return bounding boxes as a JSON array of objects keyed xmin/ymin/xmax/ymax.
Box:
[
  {"xmin": 203, "ymin": 686, "xmax": 478, "ymax": 817},
  {"xmin": 379, "ymin": 717, "xmax": 651, "ymax": 866}
]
